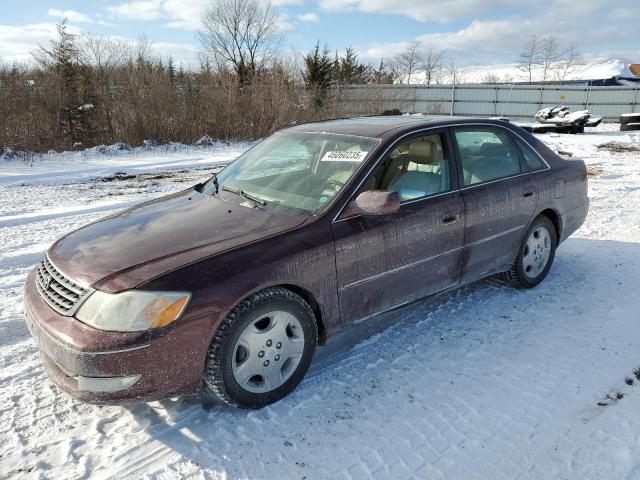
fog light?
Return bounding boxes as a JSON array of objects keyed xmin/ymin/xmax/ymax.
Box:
[{"xmin": 76, "ymin": 374, "xmax": 141, "ymax": 393}]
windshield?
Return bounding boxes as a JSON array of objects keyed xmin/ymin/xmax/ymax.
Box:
[{"xmin": 203, "ymin": 131, "xmax": 380, "ymax": 214}]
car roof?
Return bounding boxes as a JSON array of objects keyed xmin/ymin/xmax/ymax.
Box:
[{"xmin": 285, "ymin": 115, "xmax": 479, "ymax": 138}]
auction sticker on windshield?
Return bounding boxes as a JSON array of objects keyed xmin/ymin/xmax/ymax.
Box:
[{"xmin": 320, "ymin": 151, "xmax": 368, "ymax": 162}]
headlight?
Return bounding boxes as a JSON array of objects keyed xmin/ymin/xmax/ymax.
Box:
[{"xmin": 75, "ymin": 290, "xmax": 191, "ymax": 332}]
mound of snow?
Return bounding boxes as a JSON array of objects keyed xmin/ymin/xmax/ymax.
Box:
[
  {"xmin": 195, "ymin": 135, "xmax": 218, "ymax": 146},
  {"xmin": 0, "ymin": 147, "xmax": 29, "ymax": 161},
  {"xmin": 408, "ymin": 57, "xmax": 637, "ymax": 84},
  {"xmin": 86, "ymin": 143, "xmax": 134, "ymax": 155}
]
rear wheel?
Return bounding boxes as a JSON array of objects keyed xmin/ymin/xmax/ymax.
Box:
[
  {"xmin": 506, "ymin": 216, "xmax": 557, "ymax": 288},
  {"xmin": 204, "ymin": 287, "xmax": 317, "ymax": 409}
]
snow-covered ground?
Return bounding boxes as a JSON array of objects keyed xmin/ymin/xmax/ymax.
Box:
[{"xmin": 1, "ymin": 126, "xmax": 640, "ymax": 479}]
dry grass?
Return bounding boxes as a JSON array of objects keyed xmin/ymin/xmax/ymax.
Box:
[{"xmin": 596, "ymin": 141, "xmax": 640, "ymax": 153}]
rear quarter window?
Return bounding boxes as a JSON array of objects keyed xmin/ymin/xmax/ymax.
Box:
[{"xmin": 513, "ymin": 136, "xmax": 546, "ymax": 171}]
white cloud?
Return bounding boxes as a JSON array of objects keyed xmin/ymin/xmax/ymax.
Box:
[
  {"xmin": 318, "ymin": 0, "xmax": 518, "ymax": 23},
  {"xmin": 48, "ymin": 8, "xmax": 95, "ymax": 23},
  {"xmin": 0, "ymin": 23, "xmax": 65, "ymax": 63},
  {"xmin": 271, "ymin": 0, "xmax": 303, "ymax": 5},
  {"xmin": 608, "ymin": 6, "xmax": 640, "ymax": 20},
  {"xmin": 0, "ymin": 21, "xmax": 201, "ymax": 66},
  {"xmin": 318, "ymin": 0, "xmax": 638, "ymax": 25},
  {"xmin": 297, "ymin": 12, "xmax": 320, "ymax": 22},
  {"xmin": 275, "ymin": 13, "xmax": 295, "ymax": 33},
  {"xmin": 106, "ymin": 0, "xmax": 211, "ymax": 29},
  {"xmin": 106, "ymin": 0, "xmax": 164, "ymax": 21},
  {"xmin": 106, "ymin": 0, "xmax": 300, "ymax": 30},
  {"xmin": 358, "ymin": 1, "xmax": 639, "ymax": 65},
  {"xmin": 149, "ymin": 41, "xmax": 200, "ymax": 66}
]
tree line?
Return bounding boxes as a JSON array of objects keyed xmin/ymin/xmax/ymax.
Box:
[
  {"xmin": 0, "ymin": 0, "xmax": 400, "ymax": 154},
  {"xmin": 0, "ymin": 0, "xmax": 587, "ymax": 154},
  {"xmin": 0, "ymin": 21, "xmax": 313, "ymax": 153}
]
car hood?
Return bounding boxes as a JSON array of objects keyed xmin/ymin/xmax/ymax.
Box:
[{"xmin": 48, "ymin": 189, "xmax": 307, "ymax": 292}]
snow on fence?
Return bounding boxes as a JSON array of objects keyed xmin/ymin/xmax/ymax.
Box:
[{"xmin": 336, "ymin": 83, "xmax": 640, "ymax": 120}]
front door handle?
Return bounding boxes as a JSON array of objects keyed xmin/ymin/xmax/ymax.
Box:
[
  {"xmin": 523, "ymin": 191, "xmax": 534, "ymax": 198},
  {"xmin": 442, "ymin": 213, "xmax": 459, "ymax": 224}
]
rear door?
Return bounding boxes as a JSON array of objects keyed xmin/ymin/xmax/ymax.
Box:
[
  {"xmin": 331, "ymin": 130, "xmax": 465, "ymax": 323},
  {"xmin": 452, "ymin": 125, "xmax": 538, "ymax": 283}
]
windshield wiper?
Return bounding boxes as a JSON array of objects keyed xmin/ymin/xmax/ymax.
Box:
[{"xmin": 221, "ymin": 185, "xmax": 267, "ymax": 207}]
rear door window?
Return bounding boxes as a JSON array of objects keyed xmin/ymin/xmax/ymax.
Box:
[{"xmin": 454, "ymin": 128, "xmax": 522, "ymax": 186}]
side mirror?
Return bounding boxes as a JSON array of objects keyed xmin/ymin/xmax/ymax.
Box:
[{"xmin": 342, "ymin": 190, "xmax": 400, "ymax": 218}]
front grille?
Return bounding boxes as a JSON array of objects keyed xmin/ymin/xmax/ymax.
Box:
[{"xmin": 35, "ymin": 256, "xmax": 92, "ymax": 315}]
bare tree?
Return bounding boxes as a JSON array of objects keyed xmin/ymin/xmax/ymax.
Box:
[
  {"xmin": 555, "ymin": 43, "xmax": 584, "ymax": 81},
  {"xmin": 393, "ymin": 41, "xmax": 425, "ymax": 84},
  {"xmin": 80, "ymin": 34, "xmax": 126, "ymax": 70},
  {"xmin": 481, "ymin": 72, "xmax": 502, "ymax": 84},
  {"xmin": 199, "ymin": 0, "xmax": 281, "ymax": 84},
  {"xmin": 539, "ymin": 35, "xmax": 561, "ymax": 82},
  {"xmin": 422, "ymin": 47, "xmax": 446, "ymax": 85},
  {"xmin": 444, "ymin": 60, "xmax": 465, "ymax": 84},
  {"xmin": 518, "ymin": 36, "xmax": 541, "ymax": 83},
  {"xmin": 79, "ymin": 34, "xmax": 127, "ymax": 140},
  {"xmin": 133, "ymin": 34, "xmax": 154, "ymax": 66}
]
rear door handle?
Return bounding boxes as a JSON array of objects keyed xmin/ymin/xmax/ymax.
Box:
[
  {"xmin": 523, "ymin": 191, "xmax": 534, "ymax": 198},
  {"xmin": 442, "ymin": 213, "xmax": 459, "ymax": 224}
]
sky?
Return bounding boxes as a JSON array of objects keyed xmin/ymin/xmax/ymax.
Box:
[{"xmin": 0, "ymin": 0, "xmax": 639, "ymax": 68}]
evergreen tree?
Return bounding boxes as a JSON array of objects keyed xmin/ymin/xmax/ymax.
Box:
[
  {"xmin": 334, "ymin": 47, "xmax": 371, "ymax": 85},
  {"xmin": 167, "ymin": 56, "xmax": 176, "ymax": 85},
  {"xmin": 35, "ymin": 19, "xmax": 95, "ymax": 149},
  {"xmin": 302, "ymin": 42, "xmax": 334, "ymax": 109},
  {"xmin": 372, "ymin": 59, "xmax": 395, "ymax": 84}
]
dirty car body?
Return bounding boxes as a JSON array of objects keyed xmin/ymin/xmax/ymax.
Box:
[{"xmin": 23, "ymin": 116, "xmax": 589, "ymax": 405}]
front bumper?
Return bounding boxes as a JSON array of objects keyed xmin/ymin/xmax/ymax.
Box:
[{"xmin": 23, "ymin": 269, "xmax": 214, "ymax": 404}]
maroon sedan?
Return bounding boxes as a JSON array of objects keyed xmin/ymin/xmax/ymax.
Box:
[{"xmin": 23, "ymin": 116, "xmax": 589, "ymax": 408}]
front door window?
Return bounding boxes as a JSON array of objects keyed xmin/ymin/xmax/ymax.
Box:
[{"xmin": 361, "ymin": 133, "xmax": 450, "ymax": 202}]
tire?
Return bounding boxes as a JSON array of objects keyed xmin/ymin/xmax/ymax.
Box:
[
  {"xmin": 505, "ymin": 215, "xmax": 557, "ymax": 289},
  {"xmin": 203, "ymin": 287, "xmax": 317, "ymax": 409},
  {"xmin": 620, "ymin": 113, "xmax": 640, "ymax": 125},
  {"xmin": 620, "ymin": 122, "xmax": 640, "ymax": 132}
]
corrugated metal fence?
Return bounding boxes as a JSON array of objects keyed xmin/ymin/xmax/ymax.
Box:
[{"xmin": 336, "ymin": 84, "xmax": 640, "ymax": 120}]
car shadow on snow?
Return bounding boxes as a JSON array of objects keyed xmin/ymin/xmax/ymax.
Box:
[{"xmin": 122, "ymin": 237, "xmax": 640, "ymax": 474}]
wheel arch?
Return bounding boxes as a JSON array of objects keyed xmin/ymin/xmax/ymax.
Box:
[
  {"xmin": 537, "ymin": 208, "xmax": 562, "ymax": 244},
  {"xmin": 277, "ymin": 284, "xmax": 326, "ymax": 346},
  {"xmin": 217, "ymin": 283, "xmax": 327, "ymax": 346}
]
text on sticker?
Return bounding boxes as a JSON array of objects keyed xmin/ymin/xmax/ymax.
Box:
[{"xmin": 321, "ymin": 151, "xmax": 368, "ymax": 162}]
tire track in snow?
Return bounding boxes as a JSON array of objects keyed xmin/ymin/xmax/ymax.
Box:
[{"xmin": 0, "ymin": 199, "xmax": 142, "ymax": 228}]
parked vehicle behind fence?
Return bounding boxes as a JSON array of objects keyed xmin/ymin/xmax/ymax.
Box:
[{"xmin": 24, "ymin": 116, "xmax": 589, "ymax": 408}]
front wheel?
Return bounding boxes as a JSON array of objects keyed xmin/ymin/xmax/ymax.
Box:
[
  {"xmin": 203, "ymin": 287, "xmax": 317, "ymax": 409},
  {"xmin": 506, "ymin": 216, "xmax": 557, "ymax": 288}
]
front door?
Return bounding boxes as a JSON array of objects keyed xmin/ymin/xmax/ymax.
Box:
[
  {"xmin": 331, "ymin": 131, "xmax": 465, "ymax": 323},
  {"xmin": 451, "ymin": 126, "xmax": 538, "ymax": 283}
]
